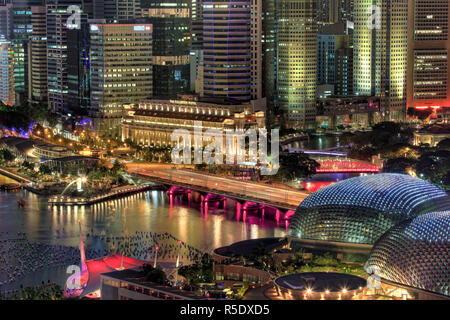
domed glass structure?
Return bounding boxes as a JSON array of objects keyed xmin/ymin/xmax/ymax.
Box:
[
  {"xmin": 289, "ymin": 174, "xmax": 450, "ymax": 244},
  {"xmin": 365, "ymin": 211, "xmax": 450, "ymax": 297}
]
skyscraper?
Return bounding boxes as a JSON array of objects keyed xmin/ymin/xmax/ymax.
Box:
[
  {"xmin": 251, "ymin": 0, "xmax": 264, "ymax": 103},
  {"xmin": 317, "ymin": 32, "xmax": 348, "ymax": 86},
  {"xmin": 0, "ymin": 2, "xmax": 13, "ymax": 40},
  {"xmin": 142, "ymin": 0, "xmax": 191, "ymax": 98},
  {"xmin": 89, "ymin": 23, "xmax": 153, "ymax": 133},
  {"xmin": 0, "ymin": 37, "xmax": 14, "ymax": 106},
  {"xmin": 67, "ymin": 15, "xmax": 90, "ymax": 114},
  {"xmin": 335, "ymin": 47, "xmax": 353, "ymax": 96},
  {"xmin": 201, "ymin": 0, "xmax": 252, "ymax": 101},
  {"xmin": 316, "ymin": 0, "xmax": 354, "ymax": 24},
  {"xmin": 379, "ymin": 0, "xmax": 409, "ymax": 121},
  {"xmin": 84, "ymin": 0, "xmax": 141, "ymax": 21},
  {"xmin": 28, "ymin": 5, "xmax": 47, "ymax": 103},
  {"xmin": 353, "ymin": 0, "xmax": 379, "ymax": 97},
  {"xmin": 353, "ymin": 0, "xmax": 409, "ymax": 121},
  {"xmin": 190, "ymin": 0, "xmax": 203, "ymax": 93},
  {"xmin": 276, "ymin": 0, "xmax": 317, "ymax": 129},
  {"xmin": 46, "ymin": 0, "xmax": 83, "ymax": 113},
  {"xmin": 13, "ymin": 0, "xmax": 43, "ymax": 105},
  {"xmin": 407, "ymin": 0, "xmax": 450, "ymax": 111}
]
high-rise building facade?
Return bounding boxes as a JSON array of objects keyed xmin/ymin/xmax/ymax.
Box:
[
  {"xmin": 0, "ymin": 37, "xmax": 14, "ymax": 106},
  {"xmin": 46, "ymin": 0, "xmax": 83, "ymax": 113},
  {"xmin": 89, "ymin": 23, "xmax": 153, "ymax": 132},
  {"xmin": 407, "ymin": 0, "xmax": 450, "ymax": 111},
  {"xmin": 190, "ymin": 0, "xmax": 203, "ymax": 93},
  {"xmin": 379, "ymin": 0, "xmax": 409, "ymax": 121},
  {"xmin": 67, "ymin": 15, "xmax": 90, "ymax": 114},
  {"xmin": 28, "ymin": 5, "xmax": 47, "ymax": 103},
  {"xmin": 142, "ymin": 0, "xmax": 191, "ymax": 98},
  {"xmin": 0, "ymin": 2, "xmax": 13, "ymax": 40},
  {"xmin": 354, "ymin": 0, "xmax": 409, "ymax": 121},
  {"xmin": 317, "ymin": 33, "xmax": 348, "ymax": 86},
  {"xmin": 13, "ymin": 0, "xmax": 43, "ymax": 105},
  {"xmin": 276, "ymin": 0, "xmax": 317, "ymax": 129},
  {"xmin": 353, "ymin": 0, "xmax": 380, "ymax": 97},
  {"xmin": 201, "ymin": 0, "xmax": 252, "ymax": 101},
  {"xmin": 84, "ymin": 0, "xmax": 141, "ymax": 21},
  {"xmin": 317, "ymin": 0, "xmax": 354, "ymax": 24},
  {"xmin": 250, "ymin": 0, "xmax": 263, "ymax": 102},
  {"xmin": 335, "ymin": 47, "xmax": 353, "ymax": 96}
]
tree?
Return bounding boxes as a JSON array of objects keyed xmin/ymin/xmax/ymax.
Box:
[
  {"xmin": 39, "ymin": 164, "xmax": 52, "ymax": 175},
  {"xmin": 22, "ymin": 160, "xmax": 34, "ymax": 171},
  {"xmin": 274, "ymin": 152, "xmax": 319, "ymax": 181},
  {"xmin": 111, "ymin": 160, "xmax": 125, "ymax": 173},
  {"xmin": 416, "ymin": 150, "xmax": 450, "ymax": 187},
  {"xmin": 383, "ymin": 157, "xmax": 417, "ymax": 174},
  {"xmin": 0, "ymin": 149, "xmax": 15, "ymax": 162},
  {"xmin": 142, "ymin": 264, "xmax": 167, "ymax": 284},
  {"xmin": 437, "ymin": 138, "xmax": 450, "ymax": 151}
]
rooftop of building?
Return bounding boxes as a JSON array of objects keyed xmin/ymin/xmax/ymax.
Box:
[
  {"xmin": 274, "ymin": 272, "xmax": 366, "ymax": 293},
  {"xmin": 416, "ymin": 124, "xmax": 450, "ymax": 134},
  {"xmin": 214, "ymin": 237, "xmax": 288, "ymax": 258},
  {"xmin": 101, "ymin": 268, "xmax": 205, "ymax": 300}
]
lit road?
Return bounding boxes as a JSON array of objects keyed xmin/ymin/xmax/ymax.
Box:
[{"xmin": 126, "ymin": 165, "xmax": 308, "ymax": 210}]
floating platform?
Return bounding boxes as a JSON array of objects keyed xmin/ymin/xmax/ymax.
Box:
[{"xmin": 48, "ymin": 184, "xmax": 164, "ymax": 206}]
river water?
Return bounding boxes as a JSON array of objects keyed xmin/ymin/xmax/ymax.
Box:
[
  {"xmin": 0, "ymin": 135, "xmax": 345, "ymax": 293},
  {"xmin": 0, "ymin": 174, "xmax": 287, "ymax": 293}
]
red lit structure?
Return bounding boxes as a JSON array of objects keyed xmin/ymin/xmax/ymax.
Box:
[{"xmin": 315, "ymin": 160, "xmax": 380, "ymax": 173}]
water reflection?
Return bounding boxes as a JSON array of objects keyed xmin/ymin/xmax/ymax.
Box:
[{"xmin": 0, "ymin": 177, "xmax": 287, "ymax": 252}]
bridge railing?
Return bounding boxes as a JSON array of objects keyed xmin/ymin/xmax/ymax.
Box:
[{"xmin": 135, "ymin": 169, "xmax": 306, "ymax": 207}]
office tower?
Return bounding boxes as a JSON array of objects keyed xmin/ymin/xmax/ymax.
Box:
[
  {"xmin": 276, "ymin": 0, "xmax": 317, "ymax": 129},
  {"xmin": 379, "ymin": 0, "xmax": 409, "ymax": 121},
  {"xmin": 201, "ymin": 0, "xmax": 251, "ymax": 101},
  {"xmin": 407, "ymin": 0, "xmax": 450, "ymax": 111},
  {"xmin": 353, "ymin": 1, "xmax": 379, "ymax": 97},
  {"xmin": 28, "ymin": 5, "xmax": 47, "ymax": 103},
  {"xmin": 251, "ymin": 0, "xmax": 264, "ymax": 103},
  {"xmin": 67, "ymin": 15, "xmax": 90, "ymax": 114},
  {"xmin": 354, "ymin": 0, "xmax": 409, "ymax": 121},
  {"xmin": 317, "ymin": 32, "xmax": 348, "ymax": 86},
  {"xmin": 142, "ymin": 0, "xmax": 191, "ymax": 98},
  {"xmin": 46, "ymin": 0, "xmax": 83, "ymax": 114},
  {"xmin": 0, "ymin": 37, "xmax": 14, "ymax": 106},
  {"xmin": 262, "ymin": 0, "xmax": 277, "ymax": 124},
  {"xmin": 317, "ymin": 0, "xmax": 354, "ymax": 23},
  {"xmin": 84, "ymin": 0, "xmax": 141, "ymax": 21},
  {"xmin": 89, "ymin": 23, "xmax": 153, "ymax": 133},
  {"xmin": 0, "ymin": 2, "xmax": 13, "ymax": 40},
  {"xmin": 13, "ymin": 0, "xmax": 43, "ymax": 105},
  {"xmin": 335, "ymin": 47, "xmax": 353, "ymax": 96},
  {"xmin": 190, "ymin": 0, "xmax": 203, "ymax": 93}
]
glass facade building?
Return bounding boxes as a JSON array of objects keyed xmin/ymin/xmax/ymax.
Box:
[
  {"xmin": 141, "ymin": 0, "xmax": 191, "ymax": 99},
  {"xmin": 0, "ymin": 38, "xmax": 14, "ymax": 106},
  {"xmin": 365, "ymin": 211, "xmax": 450, "ymax": 297},
  {"xmin": 289, "ymin": 174, "xmax": 450, "ymax": 244},
  {"xmin": 202, "ymin": 0, "xmax": 252, "ymax": 101}
]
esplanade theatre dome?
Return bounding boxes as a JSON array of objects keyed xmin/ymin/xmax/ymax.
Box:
[
  {"xmin": 365, "ymin": 211, "xmax": 450, "ymax": 298},
  {"xmin": 289, "ymin": 174, "xmax": 450, "ymax": 244}
]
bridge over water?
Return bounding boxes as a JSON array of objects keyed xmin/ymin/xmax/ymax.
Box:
[{"xmin": 128, "ymin": 168, "xmax": 307, "ymax": 212}]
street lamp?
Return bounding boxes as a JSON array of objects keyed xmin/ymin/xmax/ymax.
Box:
[
  {"xmin": 153, "ymin": 245, "xmax": 159, "ymax": 268},
  {"xmin": 175, "ymin": 240, "xmax": 182, "ymax": 284}
]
